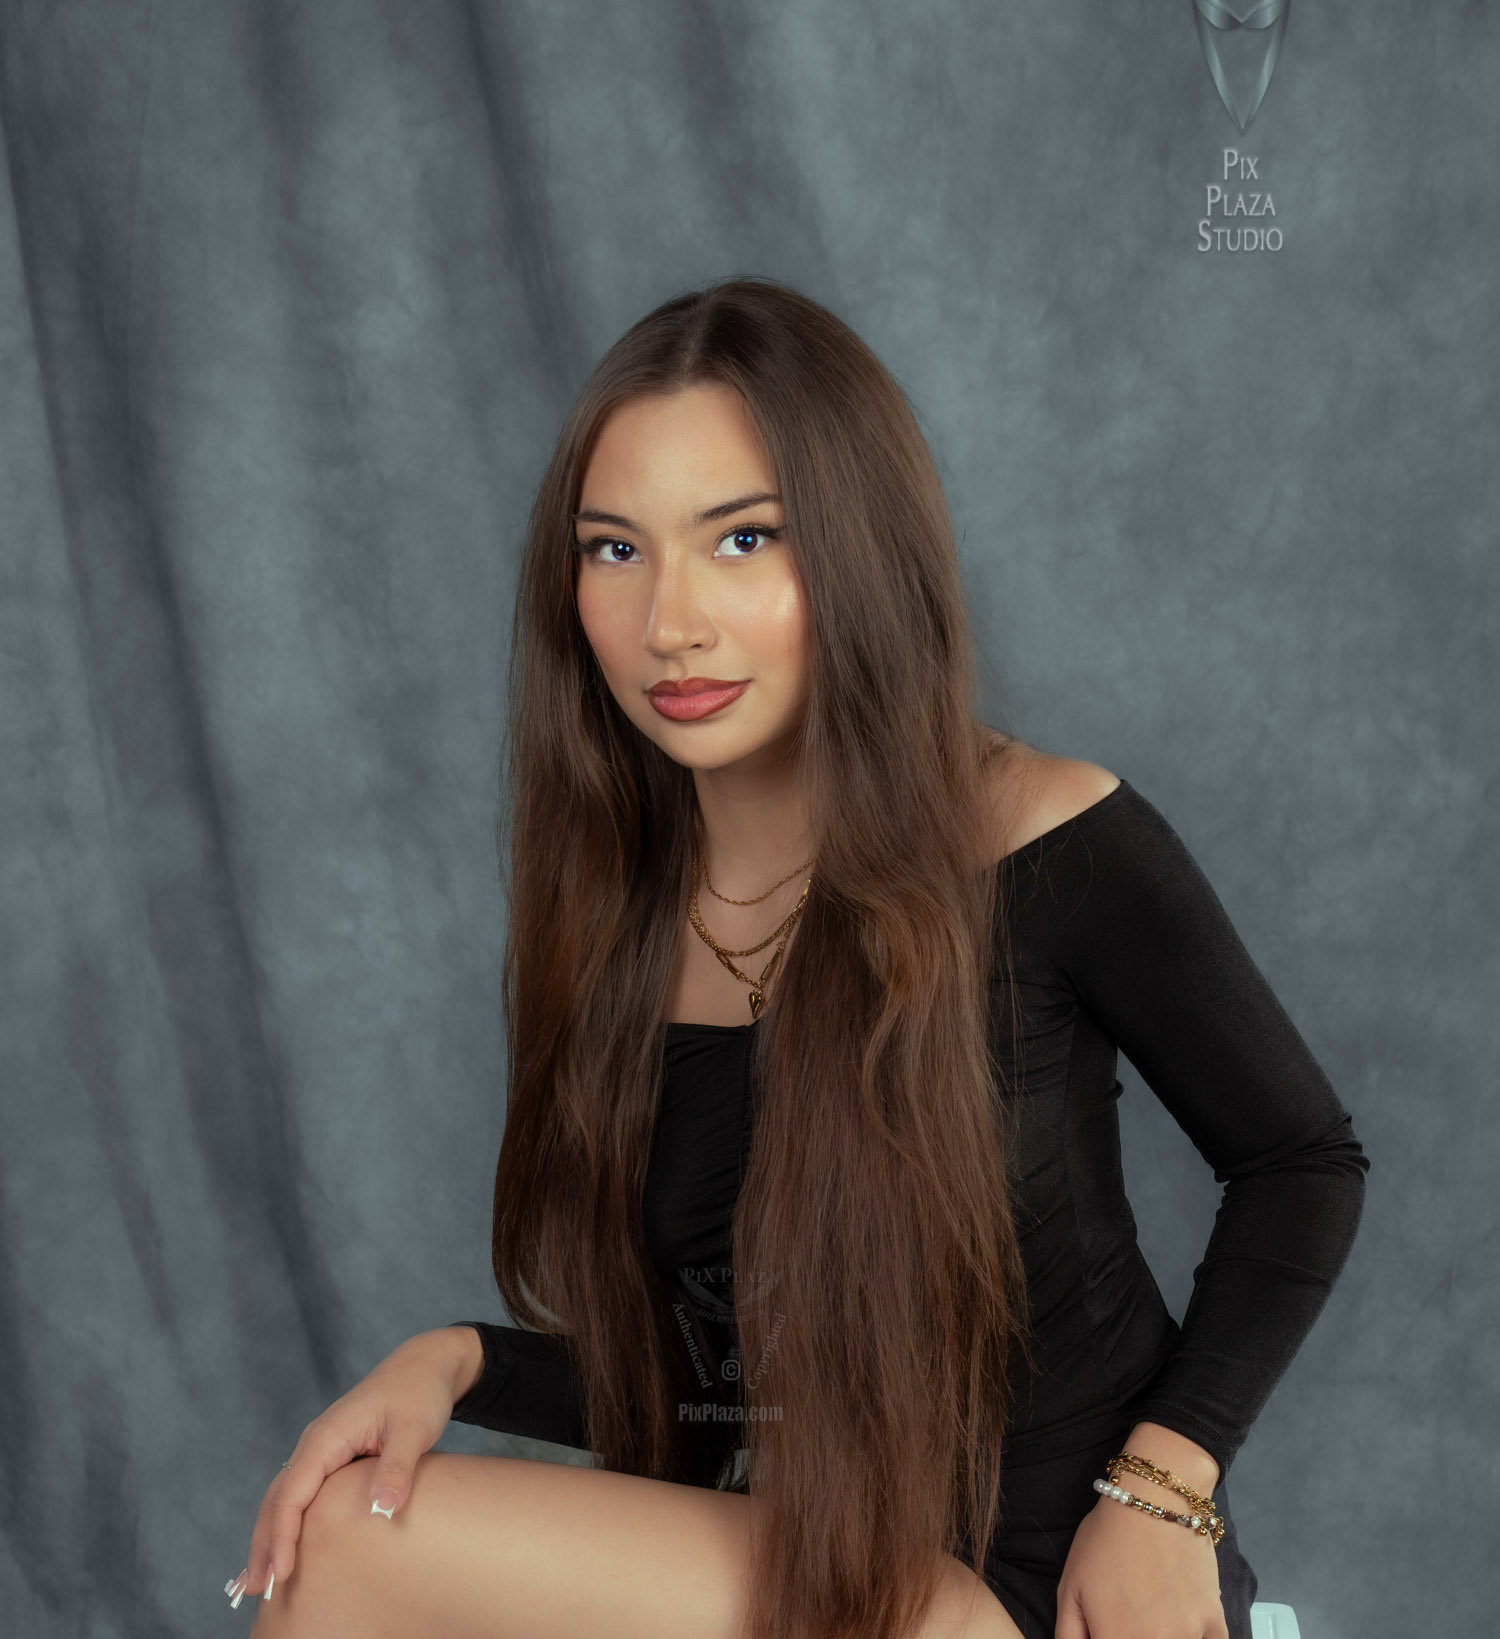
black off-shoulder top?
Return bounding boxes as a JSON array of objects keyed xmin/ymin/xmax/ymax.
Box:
[{"xmin": 448, "ymin": 777, "xmax": 1369, "ymax": 1482}]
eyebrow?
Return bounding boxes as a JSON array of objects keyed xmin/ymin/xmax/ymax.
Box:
[{"xmin": 571, "ymin": 491, "xmax": 781, "ymax": 531}]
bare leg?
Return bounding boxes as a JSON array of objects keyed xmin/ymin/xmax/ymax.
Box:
[{"xmin": 246, "ymin": 1452, "xmax": 1024, "ymax": 1639}]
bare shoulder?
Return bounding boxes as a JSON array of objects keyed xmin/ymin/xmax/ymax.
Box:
[{"xmin": 980, "ymin": 734, "xmax": 1122, "ymax": 864}]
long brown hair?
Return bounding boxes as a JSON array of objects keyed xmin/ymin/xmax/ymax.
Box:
[{"xmin": 490, "ymin": 275, "xmax": 1034, "ymax": 1639}]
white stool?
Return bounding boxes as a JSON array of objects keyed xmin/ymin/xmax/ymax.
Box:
[{"xmin": 1249, "ymin": 1603, "xmax": 1300, "ymax": 1639}]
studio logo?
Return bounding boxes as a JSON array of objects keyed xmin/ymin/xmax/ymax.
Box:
[{"xmin": 1192, "ymin": 0, "xmax": 1291, "ymax": 134}]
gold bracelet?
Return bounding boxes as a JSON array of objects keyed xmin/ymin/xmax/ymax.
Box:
[
  {"xmin": 1103, "ymin": 1452, "xmax": 1225, "ymax": 1546},
  {"xmin": 1106, "ymin": 1451, "xmax": 1216, "ymax": 1517}
]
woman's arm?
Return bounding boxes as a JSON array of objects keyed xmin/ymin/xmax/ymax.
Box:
[{"xmin": 1041, "ymin": 779, "xmax": 1371, "ymax": 1479}]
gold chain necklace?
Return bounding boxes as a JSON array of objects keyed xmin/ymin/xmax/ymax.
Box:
[
  {"xmin": 701, "ymin": 852, "xmax": 815, "ymax": 905},
  {"xmin": 688, "ymin": 846, "xmax": 811, "ymax": 1019}
]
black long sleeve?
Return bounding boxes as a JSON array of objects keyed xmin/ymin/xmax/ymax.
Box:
[{"xmin": 1000, "ymin": 779, "xmax": 1370, "ymax": 1477}]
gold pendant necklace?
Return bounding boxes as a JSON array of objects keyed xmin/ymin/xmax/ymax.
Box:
[{"xmin": 688, "ymin": 846, "xmax": 811, "ymax": 1018}]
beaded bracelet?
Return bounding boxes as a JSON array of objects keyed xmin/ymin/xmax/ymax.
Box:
[
  {"xmin": 1096, "ymin": 1451, "xmax": 1225, "ymax": 1546},
  {"xmin": 1091, "ymin": 1476, "xmax": 1218, "ymax": 1539}
]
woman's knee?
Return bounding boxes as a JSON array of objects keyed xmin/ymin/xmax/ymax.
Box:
[{"xmin": 248, "ymin": 1455, "xmax": 419, "ymax": 1636}]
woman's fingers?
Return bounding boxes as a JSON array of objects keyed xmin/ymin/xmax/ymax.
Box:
[
  {"xmin": 257, "ymin": 1431, "xmax": 355, "ymax": 1592},
  {"xmin": 363, "ymin": 1425, "xmax": 433, "ymax": 1520}
]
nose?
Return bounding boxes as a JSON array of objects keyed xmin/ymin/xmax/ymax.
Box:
[{"xmin": 643, "ymin": 553, "xmax": 713, "ymax": 658}]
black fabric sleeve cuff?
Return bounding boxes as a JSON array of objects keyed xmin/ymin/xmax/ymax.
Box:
[{"xmin": 445, "ymin": 1320, "xmax": 593, "ymax": 1451}]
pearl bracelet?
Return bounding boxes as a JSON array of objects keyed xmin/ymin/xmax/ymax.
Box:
[{"xmin": 1091, "ymin": 1477, "xmax": 1223, "ymax": 1543}]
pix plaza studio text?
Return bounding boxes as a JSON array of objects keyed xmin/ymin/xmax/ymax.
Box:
[{"xmin": 1199, "ymin": 147, "xmax": 1281, "ymax": 253}]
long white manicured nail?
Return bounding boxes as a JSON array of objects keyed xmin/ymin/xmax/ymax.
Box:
[
  {"xmin": 370, "ymin": 1491, "xmax": 397, "ymax": 1520},
  {"xmin": 264, "ymin": 1569, "xmax": 275, "ymax": 1600},
  {"xmin": 230, "ymin": 1582, "xmax": 246, "ymax": 1609},
  {"xmin": 225, "ymin": 1570, "xmax": 247, "ymax": 1599}
]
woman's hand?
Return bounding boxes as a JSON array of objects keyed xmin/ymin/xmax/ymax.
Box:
[
  {"xmin": 1054, "ymin": 1493, "xmax": 1228, "ymax": 1639},
  {"xmin": 231, "ymin": 1325, "xmax": 483, "ymax": 1601}
]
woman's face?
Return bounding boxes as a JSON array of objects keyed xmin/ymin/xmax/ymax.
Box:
[{"xmin": 573, "ymin": 383, "xmax": 810, "ymax": 773}]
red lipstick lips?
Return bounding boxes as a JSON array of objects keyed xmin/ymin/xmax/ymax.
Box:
[{"xmin": 646, "ymin": 677, "xmax": 750, "ymax": 721}]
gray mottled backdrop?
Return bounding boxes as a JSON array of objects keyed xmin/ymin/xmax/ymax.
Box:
[{"xmin": 1, "ymin": 2, "xmax": 1493, "ymax": 1635}]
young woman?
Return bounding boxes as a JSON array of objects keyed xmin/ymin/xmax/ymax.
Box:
[{"xmin": 231, "ymin": 277, "xmax": 1368, "ymax": 1639}]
